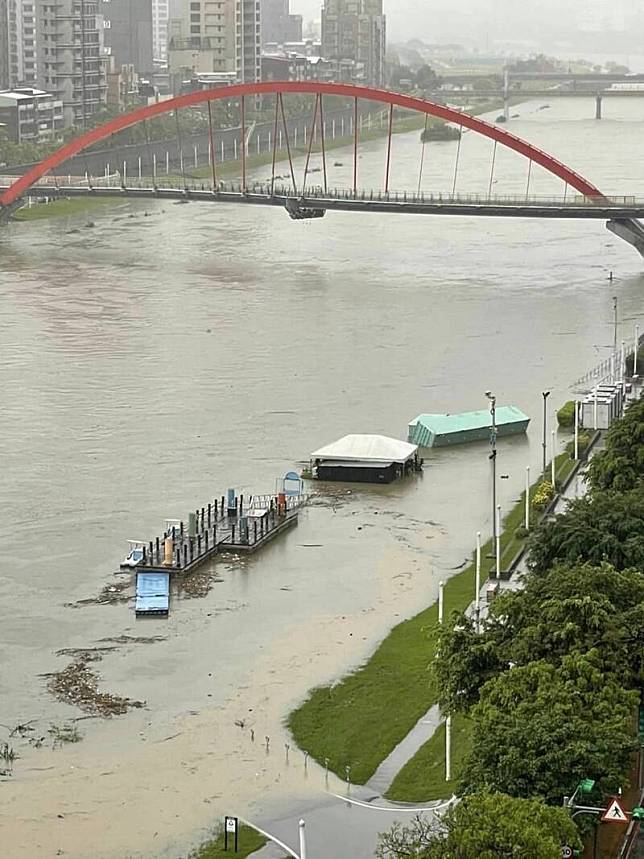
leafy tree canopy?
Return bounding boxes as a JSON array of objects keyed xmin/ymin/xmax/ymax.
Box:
[
  {"xmin": 460, "ymin": 653, "xmax": 637, "ymax": 804},
  {"xmin": 526, "ymin": 487, "xmax": 644, "ymax": 574},
  {"xmin": 376, "ymin": 793, "xmax": 581, "ymax": 859},
  {"xmin": 587, "ymin": 398, "xmax": 644, "ymax": 493},
  {"xmin": 434, "ymin": 564, "xmax": 644, "ymax": 713}
]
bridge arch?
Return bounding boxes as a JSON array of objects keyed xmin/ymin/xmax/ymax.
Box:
[{"xmin": 0, "ymin": 81, "xmax": 604, "ymax": 208}]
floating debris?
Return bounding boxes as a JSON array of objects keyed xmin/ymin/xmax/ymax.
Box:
[
  {"xmin": 66, "ymin": 578, "xmax": 132, "ymax": 608},
  {"xmin": 45, "ymin": 651, "xmax": 145, "ymax": 717}
]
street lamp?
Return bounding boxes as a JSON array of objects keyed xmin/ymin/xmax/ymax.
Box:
[
  {"xmin": 542, "ymin": 391, "xmax": 551, "ymax": 475},
  {"xmin": 485, "ymin": 391, "xmax": 497, "ymax": 548}
]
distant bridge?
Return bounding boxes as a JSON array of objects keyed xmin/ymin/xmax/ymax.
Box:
[{"xmin": 2, "ymin": 81, "xmax": 643, "ymax": 259}]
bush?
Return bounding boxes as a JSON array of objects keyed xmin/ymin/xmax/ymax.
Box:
[
  {"xmin": 556, "ymin": 401, "xmax": 576, "ymax": 429},
  {"xmin": 514, "ymin": 526, "xmax": 529, "ymax": 540},
  {"xmin": 532, "ymin": 481, "xmax": 555, "ymax": 511},
  {"xmin": 565, "ymin": 431, "xmax": 592, "ymax": 458}
]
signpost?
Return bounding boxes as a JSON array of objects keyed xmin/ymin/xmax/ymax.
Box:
[
  {"xmin": 600, "ymin": 798, "xmax": 629, "ymax": 824},
  {"xmin": 224, "ymin": 816, "xmax": 239, "ymax": 852}
]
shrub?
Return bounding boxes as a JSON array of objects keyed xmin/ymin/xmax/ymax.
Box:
[
  {"xmin": 556, "ymin": 401, "xmax": 576, "ymax": 429},
  {"xmin": 532, "ymin": 481, "xmax": 555, "ymax": 511}
]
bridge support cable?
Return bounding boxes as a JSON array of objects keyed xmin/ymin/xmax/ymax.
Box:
[
  {"xmin": 174, "ymin": 109, "xmax": 187, "ymax": 191},
  {"xmin": 241, "ymin": 95, "xmax": 247, "ymax": 192},
  {"xmin": 278, "ymin": 94, "xmax": 298, "ymax": 194},
  {"xmin": 270, "ymin": 94, "xmax": 280, "ymax": 196},
  {"xmin": 418, "ymin": 113, "xmax": 429, "ymax": 196},
  {"xmin": 206, "ymin": 101, "xmax": 218, "ymax": 192},
  {"xmin": 525, "ymin": 158, "xmax": 532, "ymax": 201},
  {"xmin": 302, "ymin": 94, "xmax": 320, "ymax": 195},
  {"xmin": 319, "ymin": 95, "xmax": 328, "ymax": 193},
  {"xmin": 487, "ymin": 140, "xmax": 497, "ymax": 200},
  {"xmin": 384, "ymin": 103, "xmax": 394, "ymax": 195},
  {"xmin": 452, "ymin": 129, "xmax": 462, "ymax": 196},
  {"xmin": 353, "ymin": 97, "xmax": 359, "ymax": 197},
  {"xmin": 143, "ymin": 120, "xmax": 156, "ymax": 189}
]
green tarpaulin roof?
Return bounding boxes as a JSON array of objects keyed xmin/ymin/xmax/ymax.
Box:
[{"xmin": 410, "ymin": 406, "xmax": 530, "ymax": 436}]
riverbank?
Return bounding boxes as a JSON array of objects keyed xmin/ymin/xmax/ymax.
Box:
[{"xmin": 287, "ymin": 442, "xmax": 585, "ymax": 787}]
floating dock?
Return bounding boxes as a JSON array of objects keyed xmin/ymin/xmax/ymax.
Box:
[
  {"xmin": 310, "ymin": 435, "xmax": 421, "ymax": 484},
  {"xmin": 121, "ymin": 490, "xmax": 303, "ymax": 577},
  {"xmin": 135, "ymin": 571, "xmax": 170, "ymax": 616},
  {"xmin": 408, "ymin": 406, "xmax": 530, "ymax": 448}
]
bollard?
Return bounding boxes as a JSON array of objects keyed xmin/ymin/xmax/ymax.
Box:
[
  {"xmin": 188, "ymin": 512, "xmax": 197, "ymax": 538},
  {"xmin": 221, "ymin": 496, "xmax": 225, "ymax": 517},
  {"xmin": 149, "ymin": 542, "xmax": 153, "ymax": 562},
  {"xmin": 183, "ymin": 545, "xmax": 188, "ymax": 567},
  {"xmin": 208, "ymin": 503, "xmax": 212, "ymax": 526},
  {"xmin": 201, "ymin": 507, "xmax": 205, "ymax": 529},
  {"xmin": 180, "ymin": 521, "xmax": 184, "ymax": 535},
  {"xmin": 176, "ymin": 548, "xmax": 181, "ymax": 568},
  {"xmin": 205, "ymin": 530, "xmax": 209, "ymax": 550},
  {"xmin": 214, "ymin": 499, "xmax": 218, "ymax": 518},
  {"xmin": 197, "ymin": 534, "xmax": 201, "ymax": 555},
  {"xmin": 172, "ymin": 526, "xmax": 176, "ymax": 541},
  {"xmin": 254, "ymin": 521, "xmax": 258, "ymax": 543},
  {"xmin": 231, "ymin": 524, "xmax": 236, "ymax": 543},
  {"xmin": 214, "ymin": 524, "xmax": 217, "ymax": 546},
  {"xmin": 142, "ymin": 545, "xmax": 147, "ymax": 563},
  {"xmin": 164, "ymin": 537, "xmax": 173, "ymax": 566},
  {"xmin": 240, "ymin": 494, "xmax": 244, "ymax": 516},
  {"xmin": 156, "ymin": 536, "xmax": 160, "ymax": 558},
  {"xmin": 189, "ymin": 540, "xmax": 194, "ymax": 562}
]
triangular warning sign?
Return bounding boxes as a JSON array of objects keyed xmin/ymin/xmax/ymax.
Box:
[{"xmin": 601, "ymin": 798, "xmax": 629, "ymax": 823}]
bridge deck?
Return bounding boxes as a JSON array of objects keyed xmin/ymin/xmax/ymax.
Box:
[{"xmin": 14, "ymin": 181, "xmax": 644, "ymax": 220}]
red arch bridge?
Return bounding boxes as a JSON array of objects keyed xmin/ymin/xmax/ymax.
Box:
[{"xmin": 1, "ymin": 81, "xmax": 643, "ymax": 256}]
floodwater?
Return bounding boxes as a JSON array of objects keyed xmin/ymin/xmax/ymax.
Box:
[{"xmin": 1, "ymin": 96, "xmax": 643, "ymax": 858}]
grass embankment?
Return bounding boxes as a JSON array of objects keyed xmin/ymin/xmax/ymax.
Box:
[
  {"xmin": 188, "ymin": 824, "xmax": 268, "ymax": 858},
  {"xmin": 288, "ymin": 450, "xmax": 583, "ymax": 791},
  {"xmin": 13, "ymin": 195, "xmax": 114, "ymax": 221}
]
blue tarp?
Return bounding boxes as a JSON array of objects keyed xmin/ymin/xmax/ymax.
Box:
[{"xmin": 135, "ymin": 571, "xmax": 170, "ymax": 616}]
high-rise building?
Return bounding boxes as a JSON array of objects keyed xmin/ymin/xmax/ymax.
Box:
[
  {"xmin": 167, "ymin": 0, "xmax": 259, "ymax": 86},
  {"xmin": 35, "ymin": 0, "xmax": 107, "ymax": 127},
  {"xmin": 0, "ymin": 0, "xmax": 9, "ymax": 88},
  {"xmin": 235, "ymin": 0, "xmax": 260, "ymax": 83},
  {"xmin": 151, "ymin": 0, "xmax": 168, "ymax": 62},
  {"xmin": 99, "ymin": 0, "xmax": 153, "ymax": 74},
  {"xmin": 321, "ymin": 0, "xmax": 386, "ymax": 87},
  {"xmin": 261, "ymin": 0, "xmax": 301, "ymax": 47}
]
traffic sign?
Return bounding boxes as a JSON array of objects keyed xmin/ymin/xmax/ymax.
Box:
[
  {"xmin": 561, "ymin": 846, "xmax": 573, "ymax": 859},
  {"xmin": 226, "ymin": 817, "xmax": 238, "ymax": 833},
  {"xmin": 601, "ymin": 798, "xmax": 629, "ymax": 823}
]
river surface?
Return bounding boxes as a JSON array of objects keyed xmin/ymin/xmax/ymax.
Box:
[{"xmin": 1, "ymin": 96, "xmax": 643, "ymax": 858}]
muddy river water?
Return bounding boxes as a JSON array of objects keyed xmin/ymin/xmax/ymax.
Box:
[{"xmin": 1, "ymin": 96, "xmax": 644, "ymax": 857}]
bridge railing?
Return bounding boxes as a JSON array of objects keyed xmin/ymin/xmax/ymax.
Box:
[{"xmin": 12, "ymin": 174, "xmax": 644, "ymax": 210}]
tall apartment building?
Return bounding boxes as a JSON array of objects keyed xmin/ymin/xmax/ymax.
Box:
[
  {"xmin": 0, "ymin": 0, "xmax": 9, "ymax": 88},
  {"xmin": 6, "ymin": 0, "xmax": 38, "ymax": 86},
  {"xmin": 35, "ymin": 0, "xmax": 107, "ymax": 127},
  {"xmin": 235, "ymin": 0, "xmax": 259, "ymax": 83},
  {"xmin": 261, "ymin": 0, "xmax": 301, "ymax": 47},
  {"xmin": 99, "ymin": 0, "xmax": 153, "ymax": 75},
  {"xmin": 321, "ymin": 0, "xmax": 386, "ymax": 87},
  {"xmin": 151, "ymin": 0, "xmax": 168, "ymax": 61},
  {"xmin": 167, "ymin": 0, "xmax": 259, "ymax": 86}
]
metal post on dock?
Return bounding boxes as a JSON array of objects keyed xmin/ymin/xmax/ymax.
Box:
[
  {"xmin": 156, "ymin": 536, "xmax": 160, "ymax": 559},
  {"xmin": 232, "ymin": 524, "xmax": 236, "ymax": 544},
  {"xmin": 208, "ymin": 503, "xmax": 212, "ymax": 526},
  {"xmin": 214, "ymin": 524, "xmax": 217, "ymax": 546},
  {"xmin": 180, "ymin": 521, "xmax": 184, "ymax": 535},
  {"xmin": 149, "ymin": 542, "xmax": 153, "ymax": 563},
  {"xmin": 142, "ymin": 545, "xmax": 147, "ymax": 564},
  {"xmin": 197, "ymin": 534, "xmax": 201, "ymax": 555},
  {"xmin": 240, "ymin": 494, "xmax": 244, "ymax": 516},
  {"xmin": 254, "ymin": 521, "xmax": 258, "ymax": 544},
  {"xmin": 205, "ymin": 531, "xmax": 209, "ymax": 550},
  {"xmin": 183, "ymin": 545, "xmax": 188, "ymax": 567}
]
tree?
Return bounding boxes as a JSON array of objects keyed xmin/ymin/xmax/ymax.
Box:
[
  {"xmin": 460, "ymin": 653, "xmax": 637, "ymax": 805},
  {"xmin": 416, "ymin": 65, "xmax": 441, "ymax": 90},
  {"xmin": 376, "ymin": 793, "xmax": 581, "ymax": 859},
  {"xmin": 587, "ymin": 398, "xmax": 644, "ymax": 493},
  {"xmin": 527, "ymin": 488, "xmax": 644, "ymax": 573},
  {"xmin": 434, "ymin": 565, "xmax": 644, "ymax": 712}
]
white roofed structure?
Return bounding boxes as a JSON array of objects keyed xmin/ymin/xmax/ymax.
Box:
[{"xmin": 311, "ymin": 434, "xmax": 418, "ymax": 464}]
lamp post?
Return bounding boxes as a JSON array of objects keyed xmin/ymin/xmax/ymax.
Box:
[
  {"xmin": 542, "ymin": 391, "xmax": 551, "ymax": 474},
  {"xmin": 485, "ymin": 391, "xmax": 497, "ymax": 547}
]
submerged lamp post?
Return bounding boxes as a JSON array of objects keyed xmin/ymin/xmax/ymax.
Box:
[{"xmin": 542, "ymin": 391, "xmax": 551, "ymax": 474}]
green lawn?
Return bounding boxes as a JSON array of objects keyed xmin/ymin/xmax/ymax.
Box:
[
  {"xmin": 187, "ymin": 824, "xmax": 268, "ymax": 858},
  {"xmin": 13, "ymin": 195, "xmax": 115, "ymax": 221},
  {"xmin": 385, "ymin": 714, "xmax": 473, "ymax": 802},
  {"xmin": 287, "ymin": 451, "xmax": 584, "ymax": 787}
]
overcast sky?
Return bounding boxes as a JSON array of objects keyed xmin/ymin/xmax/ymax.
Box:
[{"xmin": 291, "ymin": 1, "xmax": 644, "ymax": 50}]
